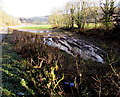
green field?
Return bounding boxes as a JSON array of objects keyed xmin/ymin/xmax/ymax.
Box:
[
  {"xmin": 74, "ymin": 23, "xmax": 102, "ymax": 29},
  {"xmin": 19, "ymin": 23, "xmax": 102, "ymax": 31},
  {"xmin": 19, "ymin": 25, "xmax": 52, "ymax": 30}
]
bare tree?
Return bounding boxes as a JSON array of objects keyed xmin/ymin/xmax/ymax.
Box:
[
  {"xmin": 64, "ymin": 2, "xmax": 75, "ymax": 29},
  {"xmin": 86, "ymin": 1, "xmax": 100, "ymax": 28},
  {"xmin": 100, "ymin": 0, "xmax": 116, "ymax": 28},
  {"xmin": 74, "ymin": 1, "xmax": 87, "ymax": 29},
  {"xmin": 49, "ymin": 9, "xmax": 64, "ymax": 28}
]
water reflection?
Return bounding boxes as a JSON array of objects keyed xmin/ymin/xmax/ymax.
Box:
[{"xmin": 18, "ymin": 29, "xmax": 53, "ymax": 33}]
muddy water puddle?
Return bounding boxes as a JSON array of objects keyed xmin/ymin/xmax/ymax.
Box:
[
  {"xmin": 17, "ymin": 29, "xmax": 105, "ymax": 63},
  {"xmin": 18, "ymin": 29, "xmax": 53, "ymax": 33}
]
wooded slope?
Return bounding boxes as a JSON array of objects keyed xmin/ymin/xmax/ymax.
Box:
[{"xmin": 0, "ymin": 9, "xmax": 21, "ymax": 26}]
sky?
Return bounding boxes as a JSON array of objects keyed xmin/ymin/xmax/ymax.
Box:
[
  {"xmin": 1, "ymin": 0, "xmax": 120, "ymax": 18},
  {"xmin": 2, "ymin": 0, "xmax": 70, "ymax": 18}
]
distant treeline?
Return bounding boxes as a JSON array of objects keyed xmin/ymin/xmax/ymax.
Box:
[
  {"xmin": 19, "ymin": 16, "xmax": 49, "ymax": 25},
  {"xmin": 0, "ymin": 9, "xmax": 21, "ymax": 26}
]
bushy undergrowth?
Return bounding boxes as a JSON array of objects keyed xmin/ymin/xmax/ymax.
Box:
[
  {"xmin": 91, "ymin": 53, "xmax": 120, "ymax": 97},
  {"xmin": 12, "ymin": 31, "xmax": 65, "ymax": 96},
  {"xmin": 11, "ymin": 30, "xmax": 120, "ymax": 97}
]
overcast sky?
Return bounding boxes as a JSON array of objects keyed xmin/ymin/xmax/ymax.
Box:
[
  {"xmin": 1, "ymin": 0, "xmax": 120, "ymax": 18},
  {"xmin": 2, "ymin": 0, "xmax": 70, "ymax": 17}
]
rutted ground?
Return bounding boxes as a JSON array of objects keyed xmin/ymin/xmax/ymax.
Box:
[{"xmin": 13, "ymin": 28, "xmax": 106, "ymax": 63}]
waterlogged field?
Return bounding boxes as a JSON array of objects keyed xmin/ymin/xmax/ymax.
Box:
[{"xmin": 19, "ymin": 25, "xmax": 52, "ymax": 30}]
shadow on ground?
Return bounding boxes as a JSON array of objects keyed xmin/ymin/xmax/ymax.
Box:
[{"xmin": 2, "ymin": 35, "xmax": 30, "ymax": 96}]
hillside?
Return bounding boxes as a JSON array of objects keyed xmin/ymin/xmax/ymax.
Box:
[
  {"xmin": 19, "ymin": 16, "xmax": 49, "ymax": 24},
  {"xmin": 0, "ymin": 9, "xmax": 21, "ymax": 26}
]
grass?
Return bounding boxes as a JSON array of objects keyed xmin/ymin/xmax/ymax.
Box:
[
  {"xmin": 74, "ymin": 23, "xmax": 102, "ymax": 29},
  {"xmin": 19, "ymin": 25, "xmax": 52, "ymax": 30},
  {"xmin": 2, "ymin": 35, "xmax": 31, "ymax": 96},
  {"xmin": 1, "ymin": 32, "xmax": 66, "ymax": 96},
  {"xmin": 84, "ymin": 23, "xmax": 102, "ymax": 29}
]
